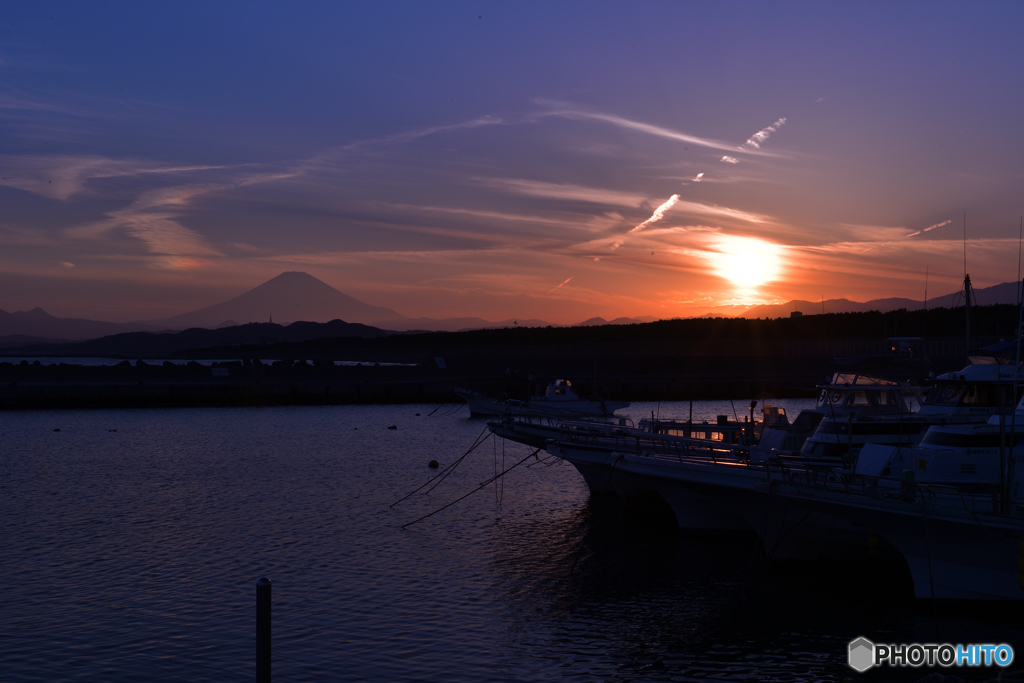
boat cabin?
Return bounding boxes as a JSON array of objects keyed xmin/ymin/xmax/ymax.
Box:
[
  {"xmin": 815, "ymin": 373, "xmax": 909, "ymax": 415},
  {"xmin": 639, "ymin": 416, "xmax": 751, "ymax": 445},
  {"xmin": 544, "ymin": 379, "xmax": 578, "ymax": 400}
]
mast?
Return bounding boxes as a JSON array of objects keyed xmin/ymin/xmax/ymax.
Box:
[
  {"xmin": 1011, "ymin": 216, "xmax": 1024, "ymax": 514},
  {"xmin": 964, "ymin": 213, "xmax": 971, "ymax": 353},
  {"xmin": 922, "ymin": 265, "xmax": 928, "ymax": 340},
  {"xmin": 964, "ymin": 272, "xmax": 973, "ymax": 353}
]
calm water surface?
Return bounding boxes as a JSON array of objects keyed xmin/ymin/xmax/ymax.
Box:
[{"xmin": 2, "ymin": 401, "xmax": 1019, "ymax": 681}]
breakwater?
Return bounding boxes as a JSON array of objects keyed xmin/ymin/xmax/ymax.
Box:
[{"xmin": 0, "ymin": 349, "xmax": 966, "ymax": 409}]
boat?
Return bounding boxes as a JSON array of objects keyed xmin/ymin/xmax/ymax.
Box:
[
  {"xmin": 779, "ymin": 359, "xmax": 1024, "ymax": 469},
  {"xmin": 831, "ymin": 401, "xmax": 1024, "ymax": 599},
  {"xmin": 455, "ymin": 379, "xmax": 629, "ymax": 417},
  {"xmin": 542, "ymin": 370, "xmax": 1014, "ymax": 558},
  {"xmin": 788, "ymin": 373, "xmax": 925, "ymax": 468}
]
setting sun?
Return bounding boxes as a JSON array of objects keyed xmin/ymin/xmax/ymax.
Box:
[{"xmin": 709, "ymin": 236, "xmax": 783, "ymax": 289}]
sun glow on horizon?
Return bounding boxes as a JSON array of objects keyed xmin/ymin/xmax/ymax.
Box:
[{"xmin": 709, "ymin": 235, "xmax": 783, "ymax": 290}]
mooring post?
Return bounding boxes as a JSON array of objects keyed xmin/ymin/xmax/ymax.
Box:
[{"xmin": 256, "ymin": 576, "xmax": 271, "ymax": 682}]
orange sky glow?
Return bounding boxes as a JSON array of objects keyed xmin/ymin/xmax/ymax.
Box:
[{"xmin": 1, "ymin": 5, "xmax": 1023, "ymax": 324}]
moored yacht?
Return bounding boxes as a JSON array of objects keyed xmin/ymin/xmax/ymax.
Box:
[{"xmin": 456, "ymin": 379, "xmax": 629, "ymax": 417}]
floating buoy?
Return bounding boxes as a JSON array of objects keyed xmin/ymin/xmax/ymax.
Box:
[
  {"xmin": 428, "ymin": 460, "xmax": 439, "ymax": 469},
  {"xmin": 387, "ymin": 424, "xmax": 397, "ymax": 430}
]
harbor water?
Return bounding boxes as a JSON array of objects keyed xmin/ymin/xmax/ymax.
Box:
[{"xmin": 2, "ymin": 401, "xmax": 1020, "ymax": 681}]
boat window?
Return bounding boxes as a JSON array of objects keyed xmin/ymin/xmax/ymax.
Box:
[
  {"xmin": 802, "ymin": 441, "xmax": 846, "ymax": 458},
  {"xmin": 960, "ymin": 385, "xmax": 999, "ymax": 406},
  {"xmin": 930, "ymin": 383, "xmax": 963, "ymax": 407},
  {"xmin": 791, "ymin": 412, "xmax": 825, "ymax": 432},
  {"xmin": 849, "ymin": 391, "xmax": 872, "ymax": 406},
  {"xmin": 921, "ymin": 431, "xmax": 1024, "ymax": 448},
  {"xmin": 818, "ymin": 389, "xmax": 844, "ymax": 407}
]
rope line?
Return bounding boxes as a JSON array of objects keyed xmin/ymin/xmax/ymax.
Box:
[
  {"xmin": 401, "ymin": 447, "xmax": 541, "ymax": 529},
  {"xmin": 390, "ymin": 423, "xmax": 492, "ymax": 506}
]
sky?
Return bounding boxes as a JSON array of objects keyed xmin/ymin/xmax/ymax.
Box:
[{"xmin": 2, "ymin": 2, "xmax": 1024, "ymax": 324}]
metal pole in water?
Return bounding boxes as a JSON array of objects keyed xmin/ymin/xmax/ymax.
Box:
[{"xmin": 257, "ymin": 577, "xmax": 271, "ymax": 683}]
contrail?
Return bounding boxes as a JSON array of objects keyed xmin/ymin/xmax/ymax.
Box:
[
  {"xmin": 630, "ymin": 194, "xmax": 679, "ymax": 233},
  {"xmin": 923, "ymin": 219, "xmax": 952, "ymax": 232},
  {"xmin": 743, "ymin": 117, "xmax": 787, "ymax": 149},
  {"xmin": 547, "ymin": 276, "xmax": 573, "ymax": 294},
  {"xmin": 906, "ymin": 219, "xmax": 951, "ymax": 237}
]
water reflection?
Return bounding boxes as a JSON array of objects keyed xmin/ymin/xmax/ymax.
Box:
[{"xmin": 2, "ymin": 404, "xmax": 1022, "ymax": 682}]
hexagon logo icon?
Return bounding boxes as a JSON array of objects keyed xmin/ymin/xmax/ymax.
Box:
[{"xmin": 848, "ymin": 637, "xmax": 875, "ymax": 672}]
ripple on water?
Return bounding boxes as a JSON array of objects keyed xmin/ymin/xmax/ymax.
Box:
[{"xmin": 1, "ymin": 403, "xmax": 1019, "ymax": 681}]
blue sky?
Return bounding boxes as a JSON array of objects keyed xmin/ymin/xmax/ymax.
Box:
[{"xmin": 2, "ymin": 2, "xmax": 1023, "ymax": 322}]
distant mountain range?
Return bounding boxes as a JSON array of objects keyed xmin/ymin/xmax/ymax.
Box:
[
  {"xmin": 0, "ymin": 272, "xmax": 663, "ymax": 343},
  {"xmin": 16, "ymin": 319, "xmax": 389, "ymax": 357},
  {"xmin": 2, "ymin": 271, "xmax": 1020, "ymax": 345},
  {"xmin": 374, "ymin": 316, "xmax": 553, "ymax": 332},
  {"xmin": 0, "ymin": 307, "xmax": 165, "ymax": 342},
  {"xmin": 146, "ymin": 271, "xmax": 405, "ymax": 329},
  {"xmin": 738, "ymin": 281, "xmax": 1020, "ymax": 319},
  {"xmin": 576, "ymin": 316, "xmax": 660, "ymax": 326}
]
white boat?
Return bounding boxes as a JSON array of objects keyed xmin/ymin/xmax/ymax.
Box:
[
  {"xmin": 455, "ymin": 379, "xmax": 629, "ymax": 417},
  {"xmin": 784, "ymin": 360, "xmax": 1024, "ymax": 468},
  {"xmin": 834, "ymin": 404, "xmax": 1024, "ymax": 600}
]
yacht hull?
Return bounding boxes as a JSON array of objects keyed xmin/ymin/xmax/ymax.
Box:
[{"xmin": 766, "ymin": 484, "xmax": 1024, "ymax": 600}]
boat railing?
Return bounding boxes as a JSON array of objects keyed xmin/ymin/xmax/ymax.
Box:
[{"xmin": 761, "ymin": 461, "xmax": 1015, "ymax": 518}]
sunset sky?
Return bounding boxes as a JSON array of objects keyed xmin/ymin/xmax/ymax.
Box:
[{"xmin": 2, "ymin": 2, "xmax": 1023, "ymax": 323}]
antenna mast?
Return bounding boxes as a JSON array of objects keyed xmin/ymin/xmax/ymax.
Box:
[
  {"xmin": 964, "ymin": 213, "xmax": 972, "ymax": 353},
  {"xmin": 923, "ymin": 265, "xmax": 928, "ymax": 339}
]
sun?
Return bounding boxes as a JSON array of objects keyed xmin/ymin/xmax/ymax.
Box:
[{"xmin": 709, "ymin": 235, "xmax": 783, "ymax": 289}]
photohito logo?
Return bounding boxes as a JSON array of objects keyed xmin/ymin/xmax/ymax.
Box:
[{"xmin": 848, "ymin": 638, "xmax": 1014, "ymax": 672}]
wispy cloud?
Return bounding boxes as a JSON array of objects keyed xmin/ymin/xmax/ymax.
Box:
[
  {"xmin": 0, "ymin": 93, "xmax": 118, "ymax": 120},
  {"xmin": 693, "ymin": 172, "xmax": 704, "ymax": 182},
  {"xmin": 480, "ymin": 178, "xmax": 771, "ymax": 228},
  {"xmin": 476, "ymin": 178, "xmax": 647, "ymax": 207},
  {"xmin": 742, "ymin": 117, "xmax": 787, "ymax": 150},
  {"xmin": 62, "ymin": 168, "xmax": 298, "ymax": 266},
  {"xmin": 0, "ymin": 155, "xmax": 227, "ymax": 200},
  {"xmin": 906, "ymin": 219, "xmax": 952, "ymax": 238},
  {"xmin": 721, "ymin": 155, "xmax": 739, "ymax": 164},
  {"xmin": 67, "ymin": 186, "xmax": 222, "ymax": 260},
  {"xmin": 630, "ymin": 194, "xmax": 680, "ymax": 233},
  {"xmin": 546, "ymin": 276, "xmax": 573, "ymax": 294},
  {"xmin": 308, "ymin": 115, "xmax": 506, "ymax": 167},
  {"xmin": 537, "ymin": 102, "xmax": 741, "ymax": 153},
  {"xmin": 671, "ymin": 199, "xmax": 773, "ymax": 225}
]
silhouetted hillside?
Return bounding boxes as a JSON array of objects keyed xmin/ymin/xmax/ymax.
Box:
[
  {"xmin": 146, "ymin": 272, "xmax": 405, "ymax": 328},
  {"xmin": 13, "ymin": 319, "xmax": 388, "ymax": 357}
]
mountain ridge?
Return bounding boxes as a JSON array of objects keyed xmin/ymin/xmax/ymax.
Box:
[
  {"xmin": 146, "ymin": 271, "xmax": 406, "ymax": 329},
  {"xmin": 739, "ymin": 281, "xmax": 1019, "ymax": 318}
]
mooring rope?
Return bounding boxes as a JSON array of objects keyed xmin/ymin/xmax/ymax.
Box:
[
  {"xmin": 401, "ymin": 447, "xmax": 542, "ymax": 529},
  {"xmin": 390, "ymin": 423, "xmax": 492, "ymax": 507}
]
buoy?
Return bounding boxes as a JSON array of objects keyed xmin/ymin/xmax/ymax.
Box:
[
  {"xmin": 387, "ymin": 424, "xmax": 397, "ymax": 430},
  {"xmin": 415, "ymin": 413, "xmax": 421, "ymax": 416},
  {"xmin": 428, "ymin": 460, "xmax": 439, "ymax": 469}
]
